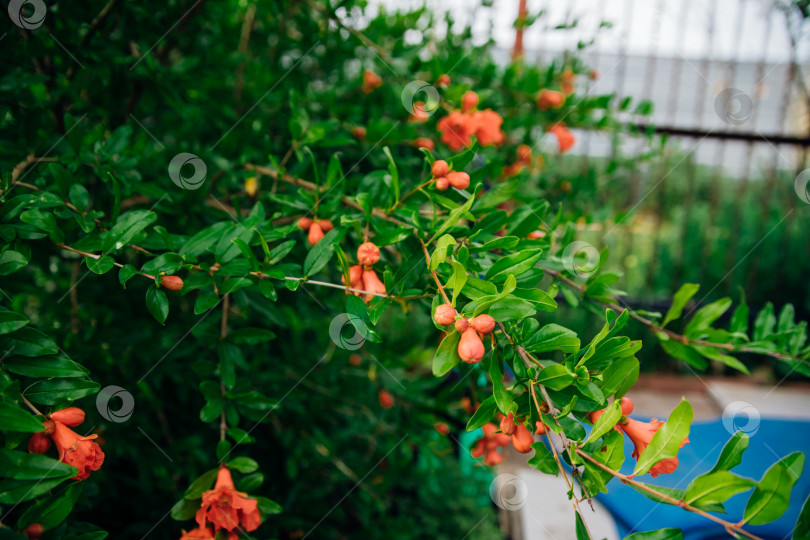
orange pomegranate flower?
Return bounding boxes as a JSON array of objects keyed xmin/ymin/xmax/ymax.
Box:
[
  {"xmin": 437, "ymin": 111, "xmax": 475, "ymax": 151},
  {"xmin": 50, "ymin": 420, "xmax": 105, "ymax": 481},
  {"xmin": 472, "ymin": 110, "xmax": 506, "ymax": 146},
  {"xmin": 413, "ymin": 138, "xmax": 435, "ymax": 151},
  {"xmin": 362, "ymin": 70, "xmax": 382, "ymax": 94},
  {"xmin": 548, "ymin": 123, "xmax": 575, "ymax": 154},
  {"xmin": 180, "ymin": 528, "xmax": 215, "ymax": 539},
  {"xmin": 195, "ymin": 466, "xmax": 261, "ymax": 536},
  {"xmin": 536, "ymin": 89, "xmax": 565, "ymax": 110},
  {"xmin": 620, "ymin": 417, "xmax": 689, "ymax": 478}
]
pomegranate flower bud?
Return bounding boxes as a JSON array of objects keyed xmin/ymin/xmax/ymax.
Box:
[
  {"xmin": 469, "ymin": 314, "xmax": 495, "ymax": 334},
  {"xmin": 435, "ymin": 177, "xmax": 449, "ymax": 190},
  {"xmin": 447, "ymin": 171, "xmax": 470, "ymax": 190},
  {"xmin": 49, "ymin": 406, "xmax": 85, "ymax": 427},
  {"xmin": 454, "ymin": 318, "xmax": 469, "ymax": 333},
  {"xmin": 318, "ymin": 219, "xmax": 334, "ymax": 232},
  {"xmin": 511, "ymin": 422, "xmax": 534, "ymax": 454},
  {"xmin": 462, "ymin": 91, "xmax": 479, "ymax": 112},
  {"xmin": 297, "ymin": 217, "xmax": 313, "ymax": 230},
  {"xmin": 23, "ymin": 524, "xmax": 44, "ymax": 540},
  {"xmin": 535, "ymin": 421, "xmax": 547, "ymax": 435},
  {"xmin": 307, "ymin": 222, "xmax": 325, "ymax": 246},
  {"xmin": 357, "ymin": 242, "xmax": 380, "ymax": 266},
  {"xmin": 620, "ymin": 397, "xmax": 634, "ymax": 416},
  {"xmin": 160, "ymin": 275, "xmax": 184, "ymax": 291},
  {"xmin": 500, "ymin": 412, "xmax": 516, "ymax": 436},
  {"xmin": 361, "ymin": 269, "xmax": 386, "ymax": 302},
  {"xmin": 378, "ymin": 389, "xmax": 394, "ymax": 409},
  {"xmin": 431, "ymin": 160, "xmax": 449, "ymax": 178},
  {"xmin": 28, "ymin": 432, "xmax": 52, "ymax": 454},
  {"xmin": 458, "ymin": 328, "xmax": 485, "ymax": 363},
  {"xmin": 434, "ymin": 304, "xmax": 456, "ymax": 326}
]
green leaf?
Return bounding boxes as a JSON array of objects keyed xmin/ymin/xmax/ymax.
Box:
[
  {"xmin": 0, "ymin": 477, "xmax": 69, "ymax": 504},
  {"xmin": 383, "ymin": 146, "xmax": 400, "ymax": 204},
  {"xmin": 219, "ymin": 277, "xmax": 253, "ymax": 294},
  {"xmin": 2, "ymin": 327, "xmax": 58, "ymax": 356},
  {"xmin": 794, "ymin": 494, "xmax": 810, "ymax": 540},
  {"xmin": 0, "ymin": 449, "xmax": 77, "ymax": 479},
  {"xmin": 683, "ymin": 470, "xmax": 755, "ymax": 506},
  {"xmin": 527, "ymin": 442, "xmax": 558, "ymax": 475},
  {"xmin": 255, "ymin": 496, "xmax": 283, "ymax": 516},
  {"xmin": 0, "ymin": 403, "xmax": 46, "ymax": 432},
  {"xmin": 574, "ymin": 511, "xmax": 590, "ymax": 540},
  {"xmin": 0, "ymin": 310, "xmax": 29, "ymax": 335},
  {"xmin": 303, "ymin": 227, "xmax": 345, "ymax": 275},
  {"xmin": 69, "ymin": 184, "xmax": 90, "ymax": 212},
  {"xmin": 429, "ymin": 235, "xmax": 456, "ymax": 271},
  {"xmin": 432, "ymin": 331, "xmax": 461, "ymax": 377},
  {"xmin": 524, "ymin": 324, "xmax": 580, "ymax": 354},
  {"xmin": 485, "ymin": 249, "xmax": 542, "ymax": 282},
  {"xmin": 119, "ymin": 264, "xmax": 139, "ymax": 289},
  {"xmin": 0, "ymin": 250, "xmax": 28, "ymax": 275},
  {"xmin": 466, "ymin": 396, "xmax": 496, "ymax": 431},
  {"xmin": 585, "ymin": 399, "xmax": 621, "ymax": 444},
  {"xmin": 228, "ymin": 457, "xmax": 259, "ymax": 473},
  {"xmin": 624, "ymin": 529, "xmax": 684, "ymax": 540},
  {"xmin": 535, "ymin": 364, "xmax": 576, "ymax": 391},
  {"xmin": 25, "ymin": 379, "xmax": 101, "ymax": 405},
  {"xmin": 184, "ymin": 469, "xmax": 218, "ymax": 499},
  {"xmin": 708, "ymin": 431, "xmax": 749, "ymax": 474},
  {"xmin": 743, "ymin": 452, "xmax": 805, "ymax": 525},
  {"xmin": 4, "ymin": 356, "xmax": 89, "ymax": 378},
  {"xmin": 171, "ymin": 497, "xmax": 199, "ymax": 521},
  {"xmin": 227, "ymin": 328, "xmax": 276, "ymax": 344},
  {"xmin": 431, "ymin": 184, "xmax": 481, "ymax": 240},
  {"xmin": 146, "ymin": 285, "xmax": 169, "ymax": 324},
  {"xmin": 20, "ymin": 209, "xmax": 63, "ymax": 242},
  {"xmin": 662, "ymin": 283, "xmax": 699, "ymax": 327},
  {"xmin": 104, "ymin": 210, "xmax": 157, "ymax": 253},
  {"xmin": 684, "ymin": 298, "xmax": 732, "ymax": 336},
  {"xmin": 633, "ymin": 399, "xmax": 693, "ymax": 476},
  {"xmin": 86, "ymin": 255, "xmax": 115, "ymax": 274},
  {"xmin": 18, "ymin": 481, "xmax": 83, "ymax": 529},
  {"xmin": 449, "ymin": 260, "xmax": 467, "ymax": 306},
  {"xmin": 489, "ymin": 356, "xmax": 514, "ymax": 414}
]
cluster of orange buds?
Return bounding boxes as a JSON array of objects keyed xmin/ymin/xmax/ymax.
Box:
[
  {"xmin": 430, "ymin": 159, "xmax": 470, "ymax": 191},
  {"xmin": 297, "ymin": 217, "xmax": 334, "ymax": 246},
  {"xmin": 342, "ymin": 242, "xmax": 386, "ymax": 303},
  {"xmin": 433, "ymin": 305, "xmax": 495, "ymax": 364},
  {"xmin": 535, "ymin": 89, "xmax": 565, "ymax": 110},
  {"xmin": 499, "ymin": 412, "xmax": 535, "ymax": 453},
  {"xmin": 502, "ymin": 144, "xmax": 533, "ymax": 178},
  {"xmin": 547, "ymin": 123, "xmax": 575, "ymax": 154},
  {"xmin": 362, "ymin": 70, "xmax": 382, "ymax": 93},
  {"xmin": 561, "ymin": 68, "xmax": 576, "ymax": 95},
  {"xmin": 436, "ymin": 73, "xmax": 451, "ymax": 88}
]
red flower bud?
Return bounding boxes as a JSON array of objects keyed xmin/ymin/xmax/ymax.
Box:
[
  {"xmin": 318, "ymin": 219, "xmax": 334, "ymax": 232},
  {"xmin": 28, "ymin": 432, "xmax": 51, "ymax": 454},
  {"xmin": 357, "ymin": 242, "xmax": 380, "ymax": 266},
  {"xmin": 23, "ymin": 524, "xmax": 44, "ymax": 539},
  {"xmin": 378, "ymin": 389, "xmax": 394, "ymax": 409},
  {"xmin": 500, "ymin": 412, "xmax": 516, "ymax": 436},
  {"xmin": 436, "ymin": 74, "xmax": 451, "ymax": 88},
  {"xmin": 462, "ymin": 91, "xmax": 479, "ymax": 112},
  {"xmin": 351, "ymin": 126, "xmax": 366, "ymax": 140},
  {"xmin": 434, "ymin": 304, "xmax": 456, "ymax": 326},
  {"xmin": 361, "ymin": 269, "xmax": 386, "ymax": 301},
  {"xmin": 431, "ymin": 160, "xmax": 449, "ymax": 178},
  {"xmin": 434, "ymin": 422, "xmax": 450, "ymax": 435},
  {"xmin": 160, "ymin": 275, "xmax": 184, "ymax": 291},
  {"xmin": 620, "ymin": 397, "xmax": 634, "ymax": 416},
  {"xmin": 349, "ymin": 354, "xmax": 362, "ymax": 366},
  {"xmin": 297, "ymin": 217, "xmax": 313, "ymax": 230},
  {"xmin": 469, "ymin": 314, "xmax": 495, "ymax": 334},
  {"xmin": 435, "ymin": 177, "xmax": 449, "ymax": 190},
  {"xmin": 413, "ymin": 138, "xmax": 434, "ymax": 151},
  {"xmin": 49, "ymin": 406, "xmax": 85, "ymax": 427},
  {"xmin": 511, "ymin": 422, "xmax": 534, "ymax": 454},
  {"xmin": 307, "ymin": 222, "xmax": 325, "ymax": 246},
  {"xmin": 458, "ymin": 328, "xmax": 485, "ymax": 363},
  {"xmin": 447, "ymin": 171, "xmax": 470, "ymax": 190},
  {"xmin": 527, "ymin": 230, "xmax": 546, "ymax": 239},
  {"xmin": 484, "ymin": 449, "xmax": 504, "ymax": 466},
  {"xmin": 536, "ymin": 89, "xmax": 565, "ymax": 110},
  {"xmin": 454, "ymin": 318, "xmax": 469, "ymax": 333},
  {"xmin": 548, "ymin": 123, "xmax": 575, "ymax": 154},
  {"xmin": 341, "ymin": 265, "xmax": 363, "ymax": 289},
  {"xmin": 535, "ymin": 421, "xmax": 547, "ymax": 435}
]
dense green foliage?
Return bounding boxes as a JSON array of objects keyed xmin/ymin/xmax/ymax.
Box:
[{"xmin": 1, "ymin": 1, "xmax": 809, "ymax": 539}]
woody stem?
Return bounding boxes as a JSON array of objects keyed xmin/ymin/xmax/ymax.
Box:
[
  {"xmin": 418, "ymin": 237, "xmax": 453, "ymax": 305},
  {"xmin": 21, "ymin": 394, "xmax": 43, "ymax": 416},
  {"xmin": 219, "ymin": 295, "xmax": 229, "ymax": 442},
  {"xmin": 575, "ymin": 449, "xmax": 763, "ymax": 540}
]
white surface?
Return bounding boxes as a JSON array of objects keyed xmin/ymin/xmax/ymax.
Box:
[{"xmin": 707, "ymin": 380, "xmax": 810, "ymax": 421}]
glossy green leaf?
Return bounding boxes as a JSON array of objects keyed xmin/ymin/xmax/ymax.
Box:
[
  {"xmin": 146, "ymin": 284, "xmax": 169, "ymax": 324},
  {"xmin": 633, "ymin": 399, "xmax": 692, "ymax": 476},
  {"xmin": 432, "ymin": 330, "xmax": 461, "ymax": 377},
  {"xmin": 25, "ymin": 378, "xmax": 101, "ymax": 405},
  {"xmin": 743, "ymin": 452, "xmax": 805, "ymax": 525},
  {"xmin": 684, "ymin": 470, "xmax": 755, "ymax": 505},
  {"xmin": 0, "ymin": 403, "xmax": 46, "ymax": 432},
  {"xmin": 662, "ymin": 283, "xmax": 699, "ymax": 327},
  {"xmin": 485, "ymin": 249, "xmax": 542, "ymax": 282},
  {"xmin": 585, "ymin": 399, "xmax": 621, "ymax": 444}
]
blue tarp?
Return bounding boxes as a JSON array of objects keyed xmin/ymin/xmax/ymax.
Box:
[{"xmin": 595, "ymin": 417, "xmax": 810, "ymax": 539}]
